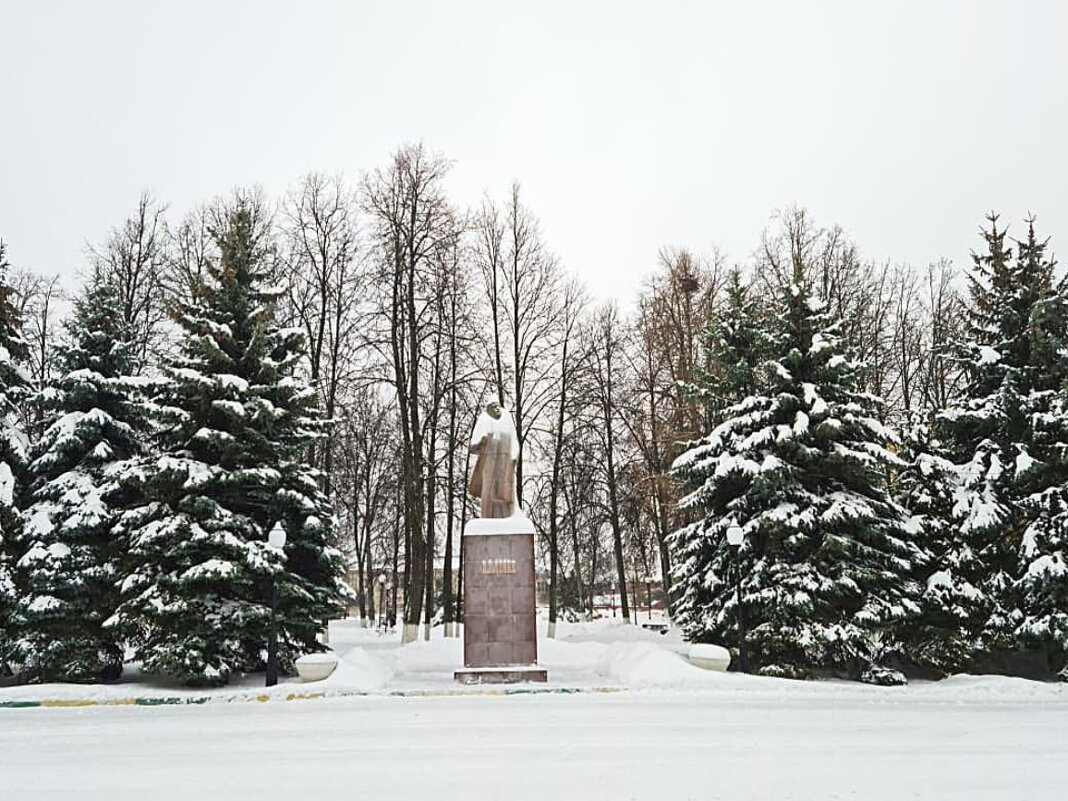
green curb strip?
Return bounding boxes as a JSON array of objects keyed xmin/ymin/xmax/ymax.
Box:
[{"xmin": 1, "ymin": 685, "xmax": 622, "ymax": 709}]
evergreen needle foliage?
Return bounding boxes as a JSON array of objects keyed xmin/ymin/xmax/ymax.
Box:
[
  {"xmin": 939, "ymin": 214, "xmax": 1068, "ymax": 675},
  {"xmin": 111, "ymin": 199, "xmax": 350, "ymax": 687},
  {"xmin": 0, "ymin": 242, "xmax": 32, "ymax": 671},
  {"xmin": 16, "ymin": 275, "xmax": 143, "ymax": 682},
  {"xmin": 672, "ymin": 268, "xmax": 919, "ymax": 682}
]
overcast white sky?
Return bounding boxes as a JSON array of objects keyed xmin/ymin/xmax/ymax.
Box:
[{"xmin": 2, "ymin": 1, "xmax": 1066, "ymax": 299}]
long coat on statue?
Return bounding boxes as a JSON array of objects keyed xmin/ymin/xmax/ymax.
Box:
[{"xmin": 468, "ymin": 408, "xmax": 521, "ymax": 519}]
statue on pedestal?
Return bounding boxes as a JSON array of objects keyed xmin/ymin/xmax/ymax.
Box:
[
  {"xmin": 468, "ymin": 401, "xmax": 521, "ymax": 519},
  {"xmin": 456, "ymin": 400, "xmax": 545, "ymax": 683}
]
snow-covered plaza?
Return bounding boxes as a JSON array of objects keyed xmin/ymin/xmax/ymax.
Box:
[
  {"xmin": 4, "ymin": 6, "xmax": 1068, "ymax": 798},
  {"xmin": 3, "ymin": 620, "xmax": 1066, "ymax": 800}
]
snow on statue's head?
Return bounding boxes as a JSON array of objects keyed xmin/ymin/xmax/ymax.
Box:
[{"xmin": 471, "ymin": 402, "xmax": 520, "ymax": 460}]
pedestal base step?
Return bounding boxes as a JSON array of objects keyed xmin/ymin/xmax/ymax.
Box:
[{"xmin": 454, "ymin": 666, "xmax": 548, "ymax": 685}]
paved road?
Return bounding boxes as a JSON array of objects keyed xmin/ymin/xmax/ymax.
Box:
[{"xmin": 2, "ymin": 690, "xmax": 1065, "ymax": 800}]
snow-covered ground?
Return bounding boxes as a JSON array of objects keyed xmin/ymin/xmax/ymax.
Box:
[
  {"xmin": 0, "ymin": 618, "xmax": 692, "ymax": 701},
  {"xmin": 2, "ymin": 618, "xmax": 1066, "ymax": 799}
]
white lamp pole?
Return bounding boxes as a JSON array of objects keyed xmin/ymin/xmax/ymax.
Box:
[
  {"xmin": 266, "ymin": 521, "xmax": 287, "ymax": 687},
  {"xmin": 725, "ymin": 522, "xmax": 748, "ymax": 673}
]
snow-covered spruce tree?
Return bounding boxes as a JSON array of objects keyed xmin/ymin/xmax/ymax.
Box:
[
  {"xmin": 701, "ymin": 268, "xmax": 767, "ymax": 417},
  {"xmin": 0, "ymin": 242, "xmax": 32, "ymax": 672},
  {"xmin": 111, "ymin": 199, "xmax": 349, "ymax": 687},
  {"xmin": 940, "ymin": 214, "xmax": 1066, "ymax": 665},
  {"xmin": 1012, "ymin": 222, "xmax": 1068, "ymax": 675},
  {"xmin": 671, "ymin": 270, "xmax": 919, "ymax": 683},
  {"xmin": 15, "ymin": 275, "xmax": 143, "ymax": 682},
  {"xmin": 894, "ymin": 418, "xmax": 985, "ymax": 675},
  {"xmin": 1017, "ymin": 404, "xmax": 1068, "ymax": 677},
  {"xmin": 671, "ymin": 269, "xmax": 767, "ymax": 638}
]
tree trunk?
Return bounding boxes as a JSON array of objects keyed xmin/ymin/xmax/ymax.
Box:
[
  {"xmin": 443, "ymin": 326, "xmax": 458, "ymax": 637},
  {"xmin": 547, "ymin": 338, "xmax": 570, "ymax": 638},
  {"xmin": 456, "ymin": 442, "xmax": 473, "ymax": 627},
  {"xmin": 354, "ymin": 518, "xmax": 367, "ymax": 625},
  {"xmin": 363, "ymin": 525, "xmax": 376, "ymax": 627},
  {"xmin": 423, "ymin": 465, "xmax": 436, "ymax": 641},
  {"xmin": 604, "ymin": 347, "xmax": 630, "ymax": 622}
]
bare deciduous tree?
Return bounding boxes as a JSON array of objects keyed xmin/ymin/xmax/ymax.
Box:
[
  {"xmin": 162, "ymin": 205, "xmax": 215, "ymax": 310},
  {"xmin": 282, "ymin": 172, "xmax": 364, "ymax": 493},
  {"xmin": 362, "ymin": 143, "xmax": 460, "ymax": 644},
  {"xmin": 335, "ymin": 388, "xmax": 399, "ymax": 627},
  {"xmin": 587, "ymin": 302, "xmax": 632, "ymax": 622},
  {"xmin": 475, "ymin": 184, "xmax": 563, "ymax": 506},
  {"xmin": 90, "ymin": 191, "xmax": 169, "ymax": 366},
  {"xmin": 542, "ymin": 277, "xmax": 587, "ymax": 637}
]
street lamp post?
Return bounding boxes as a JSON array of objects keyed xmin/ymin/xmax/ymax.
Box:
[
  {"xmin": 726, "ymin": 522, "xmax": 748, "ymax": 674},
  {"xmin": 385, "ymin": 581, "xmax": 394, "ymax": 629},
  {"xmin": 266, "ymin": 521, "xmax": 287, "ymax": 687},
  {"xmin": 377, "ymin": 573, "xmax": 387, "ymax": 630},
  {"xmin": 644, "ymin": 576, "xmax": 653, "ymax": 621}
]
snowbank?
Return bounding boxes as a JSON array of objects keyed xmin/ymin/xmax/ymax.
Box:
[
  {"xmin": 598, "ymin": 642, "xmax": 713, "ymax": 689},
  {"xmin": 3, "ymin": 617, "xmax": 1066, "ymax": 704},
  {"xmin": 325, "ymin": 648, "xmax": 393, "ymax": 692},
  {"xmin": 550, "ymin": 618, "xmax": 684, "ymax": 645}
]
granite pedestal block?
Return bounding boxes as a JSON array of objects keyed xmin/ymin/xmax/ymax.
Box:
[{"xmin": 454, "ymin": 522, "xmax": 547, "ymax": 684}]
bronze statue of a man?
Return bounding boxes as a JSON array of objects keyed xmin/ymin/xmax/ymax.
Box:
[{"xmin": 468, "ymin": 401, "xmax": 521, "ymax": 519}]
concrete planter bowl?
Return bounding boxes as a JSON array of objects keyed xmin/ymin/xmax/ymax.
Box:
[
  {"xmin": 295, "ymin": 652, "xmax": 338, "ymax": 682},
  {"xmin": 687, "ymin": 643, "xmax": 731, "ymax": 672}
]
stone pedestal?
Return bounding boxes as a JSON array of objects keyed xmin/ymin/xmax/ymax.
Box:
[{"xmin": 454, "ymin": 519, "xmax": 547, "ymax": 684}]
